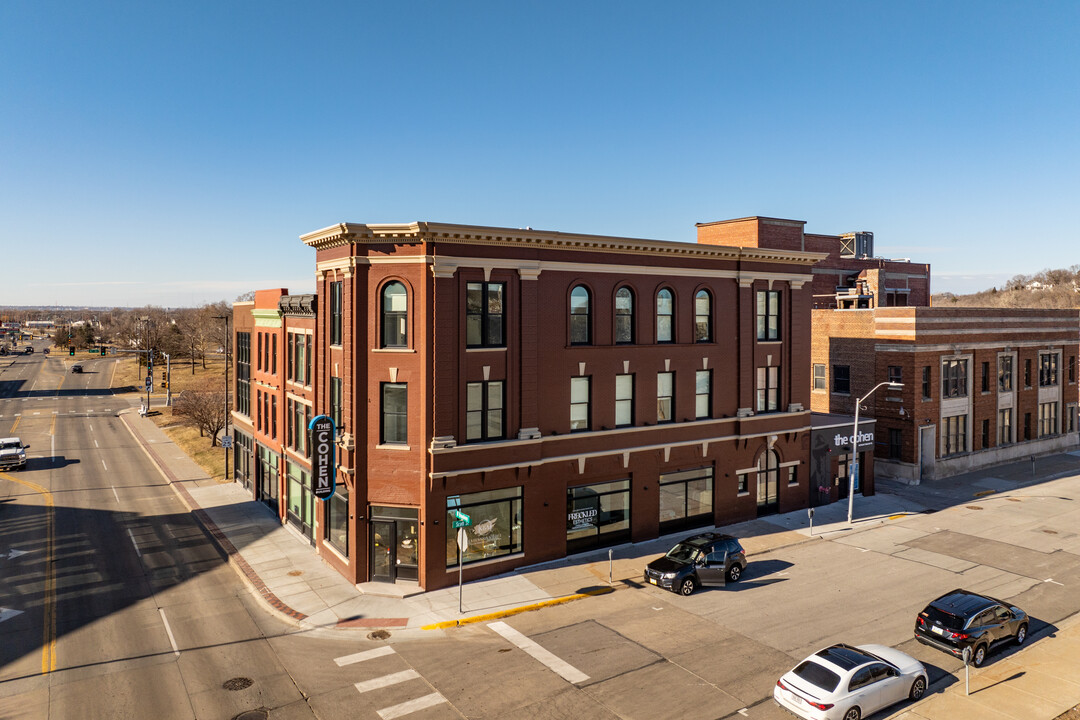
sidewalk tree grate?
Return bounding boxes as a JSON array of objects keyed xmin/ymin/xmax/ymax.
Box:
[
  {"xmin": 223, "ymin": 677, "xmax": 254, "ymax": 691},
  {"xmin": 232, "ymin": 711, "xmax": 268, "ymax": 720},
  {"xmin": 367, "ymin": 630, "xmax": 391, "ymax": 640}
]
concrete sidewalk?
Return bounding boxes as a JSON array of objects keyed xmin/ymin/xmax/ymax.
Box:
[{"xmin": 118, "ymin": 403, "xmax": 1080, "ymax": 719}]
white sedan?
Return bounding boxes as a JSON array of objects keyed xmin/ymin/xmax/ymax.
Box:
[{"xmin": 774, "ymin": 643, "xmax": 927, "ymax": 720}]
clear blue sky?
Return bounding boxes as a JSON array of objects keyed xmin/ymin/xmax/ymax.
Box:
[{"xmin": 3, "ymin": 1, "xmax": 1077, "ymax": 307}]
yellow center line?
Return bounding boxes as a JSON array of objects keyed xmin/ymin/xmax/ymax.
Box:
[
  {"xmin": 9, "ymin": 415, "xmax": 19, "ymax": 434},
  {"xmin": 1, "ymin": 472, "xmax": 57, "ymax": 673}
]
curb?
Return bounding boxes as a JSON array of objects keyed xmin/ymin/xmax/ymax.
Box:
[
  {"xmin": 116, "ymin": 408, "xmax": 310, "ymax": 629},
  {"xmin": 420, "ymin": 586, "xmax": 614, "ymax": 630}
]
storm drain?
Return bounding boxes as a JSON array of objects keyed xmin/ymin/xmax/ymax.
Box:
[
  {"xmin": 232, "ymin": 710, "xmax": 268, "ymax": 720},
  {"xmin": 368, "ymin": 630, "xmax": 391, "ymax": 640},
  {"xmin": 223, "ymin": 677, "xmax": 254, "ymax": 691}
]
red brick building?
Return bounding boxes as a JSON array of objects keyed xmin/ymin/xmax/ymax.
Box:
[
  {"xmin": 697, "ymin": 217, "xmax": 932, "ymax": 309},
  {"xmin": 810, "ymin": 307, "xmax": 1080, "ymax": 482},
  {"xmin": 300, "ymin": 221, "xmax": 826, "ymax": 590},
  {"xmin": 231, "ymin": 290, "xmax": 322, "ymax": 547}
]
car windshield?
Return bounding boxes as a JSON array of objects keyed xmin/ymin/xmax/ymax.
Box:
[
  {"xmin": 792, "ymin": 660, "xmax": 841, "ymax": 693},
  {"xmin": 0, "ymin": 441, "xmax": 19, "ymax": 451},
  {"xmin": 664, "ymin": 543, "xmax": 702, "ymax": 564},
  {"xmin": 922, "ymin": 606, "xmax": 965, "ymax": 630}
]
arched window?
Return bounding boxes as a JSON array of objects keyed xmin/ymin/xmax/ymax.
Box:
[
  {"xmin": 656, "ymin": 288, "xmax": 673, "ymax": 343},
  {"xmin": 615, "ymin": 287, "xmax": 634, "ymax": 344},
  {"xmin": 570, "ymin": 285, "xmax": 591, "ymax": 345},
  {"xmin": 381, "ymin": 281, "xmax": 408, "ymax": 347},
  {"xmin": 694, "ymin": 290, "xmax": 711, "ymax": 343}
]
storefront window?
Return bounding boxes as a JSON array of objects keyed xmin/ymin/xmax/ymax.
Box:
[
  {"xmin": 325, "ymin": 482, "xmax": 349, "ymax": 556},
  {"xmin": 659, "ymin": 467, "xmax": 713, "ymax": 532},
  {"xmin": 566, "ymin": 480, "xmax": 631, "ymax": 554},
  {"xmin": 445, "ymin": 488, "xmax": 523, "ymax": 567},
  {"xmin": 286, "ymin": 461, "xmax": 313, "ymax": 539}
]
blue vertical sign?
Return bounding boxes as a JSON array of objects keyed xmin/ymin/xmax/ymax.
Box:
[{"xmin": 309, "ymin": 414, "xmax": 336, "ymax": 500}]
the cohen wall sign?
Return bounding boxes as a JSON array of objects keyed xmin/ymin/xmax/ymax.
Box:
[{"xmin": 309, "ymin": 415, "xmax": 336, "ymax": 500}]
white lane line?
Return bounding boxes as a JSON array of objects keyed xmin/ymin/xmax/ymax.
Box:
[
  {"xmin": 335, "ymin": 646, "xmax": 395, "ymax": 666},
  {"xmin": 354, "ymin": 669, "xmax": 420, "ymax": 693},
  {"xmin": 1045, "ymin": 578, "xmax": 1064, "ymax": 586},
  {"xmin": 488, "ymin": 621, "xmax": 589, "ymax": 684},
  {"xmin": 94, "ymin": 439, "xmax": 99, "ymax": 448},
  {"xmin": 89, "ymin": 424, "xmax": 94, "ymax": 431},
  {"xmin": 127, "ymin": 528, "xmax": 142, "ymax": 557},
  {"xmin": 51, "ymin": 436, "xmax": 55, "ymax": 461},
  {"xmin": 101, "ymin": 459, "xmax": 108, "ymax": 471},
  {"xmin": 378, "ymin": 692, "xmax": 448, "ymax": 720},
  {"xmin": 112, "ymin": 486, "xmax": 120, "ymax": 504},
  {"xmin": 159, "ymin": 608, "xmax": 180, "ymax": 656}
]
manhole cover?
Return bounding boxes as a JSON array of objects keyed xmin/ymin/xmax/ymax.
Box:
[
  {"xmin": 287, "ymin": 570, "xmax": 303, "ymax": 577},
  {"xmin": 223, "ymin": 677, "xmax": 254, "ymax": 691},
  {"xmin": 232, "ymin": 711, "xmax": 268, "ymax": 720},
  {"xmin": 965, "ymin": 505, "xmax": 984, "ymax": 511},
  {"xmin": 367, "ymin": 630, "xmax": 391, "ymax": 640}
]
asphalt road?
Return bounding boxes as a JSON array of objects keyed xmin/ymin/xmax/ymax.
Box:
[{"xmin": 3, "ymin": 339, "xmax": 1079, "ymax": 720}]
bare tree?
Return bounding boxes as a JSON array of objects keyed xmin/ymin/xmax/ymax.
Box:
[{"xmin": 172, "ymin": 379, "xmax": 228, "ymax": 445}]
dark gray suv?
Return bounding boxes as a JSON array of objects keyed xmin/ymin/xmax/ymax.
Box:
[{"xmin": 644, "ymin": 532, "xmax": 747, "ymax": 596}]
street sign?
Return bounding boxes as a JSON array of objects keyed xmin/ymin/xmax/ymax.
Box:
[
  {"xmin": 309, "ymin": 415, "xmax": 336, "ymax": 500},
  {"xmin": 452, "ymin": 520, "xmax": 469, "ymax": 529},
  {"xmin": 456, "ymin": 527, "xmax": 468, "ymax": 551},
  {"xmin": 453, "ymin": 509, "xmax": 471, "ymax": 525},
  {"xmin": 220, "ymin": 435, "xmax": 233, "ymax": 449}
]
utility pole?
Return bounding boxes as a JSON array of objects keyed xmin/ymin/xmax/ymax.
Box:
[{"xmin": 213, "ymin": 315, "xmax": 231, "ymax": 481}]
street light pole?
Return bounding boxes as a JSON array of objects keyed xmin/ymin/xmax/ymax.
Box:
[
  {"xmin": 848, "ymin": 381, "xmax": 903, "ymax": 524},
  {"xmin": 213, "ymin": 315, "xmax": 230, "ymax": 482}
]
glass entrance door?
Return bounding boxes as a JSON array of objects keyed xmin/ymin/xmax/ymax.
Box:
[
  {"xmin": 371, "ymin": 521, "xmax": 395, "ymax": 583},
  {"xmin": 756, "ymin": 450, "xmax": 779, "ymax": 516}
]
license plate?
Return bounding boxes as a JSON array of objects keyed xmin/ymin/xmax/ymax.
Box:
[
  {"xmin": 931, "ymin": 625, "xmax": 944, "ymax": 636},
  {"xmin": 649, "ymin": 578, "xmax": 657, "ymax": 585},
  {"xmin": 786, "ymin": 690, "xmax": 804, "ymax": 706}
]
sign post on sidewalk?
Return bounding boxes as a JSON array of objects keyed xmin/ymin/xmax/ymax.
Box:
[
  {"xmin": 456, "ymin": 526, "xmax": 469, "ymax": 614},
  {"xmin": 808, "ymin": 507, "xmax": 815, "ymax": 536},
  {"xmin": 962, "ymin": 646, "xmax": 971, "ymax": 695}
]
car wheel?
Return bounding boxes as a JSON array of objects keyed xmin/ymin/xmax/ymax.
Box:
[
  {"xmin": 972, "ymin": 644, "xmax": 987, "ymax": 667},
  {"xmin": 843, "ymin": 706, "xmax": 861, "ymax": 720},
  {"xmin": 678, "ymin": 577, "xmax": 697, "ymax": 596},
  {"xmin": 1015, "ymin": 623, "xmax": 1028, "ymax": 645},
  {"xmin": 909, "ymin": 676, "xmax": 926, "ymax": 700},
  {"xmin": 727, "ymin": 564, "xmax": 742, "ymax": 582}
]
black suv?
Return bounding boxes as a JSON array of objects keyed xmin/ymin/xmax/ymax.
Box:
[
  {"xmin": 644, "ymin": 532, "xmax": 747, "ymax": 596},
  {"xmin": 914, "ymin": 589, "xmax": 1028, "ymax": 667}
]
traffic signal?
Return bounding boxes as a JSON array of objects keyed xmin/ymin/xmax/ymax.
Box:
[
  {"xmin": 100, "ymin": 345, "xmax": 106, "ymax": 356},
  {"xmin": 69, "ymin": 346, "xmax": 75, "ymax": 356}
]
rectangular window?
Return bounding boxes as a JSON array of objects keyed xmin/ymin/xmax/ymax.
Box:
[
  {"xmin": 304, "ymin": 335, "xmax": 312, "ymax": 386},
  {"xmin": 756, "ymin": 366, "xmax": 779, "ymax": 413},
  {"xmin": 256, "ymin": 389, "xmax": 262, "ymax": 431},
  {"xmin": 695, "ymin": 370, "xmax": 711, "ymax": 419},
  {"xmin": 787, "ymin": 466, "xmax": 798, "ymax": 486},
  {"xmin": 271, "ymin": 334, "xmax": 277, "ymax": 375},
  {"xmin": 1039, "ymin": 402, "xmax": 1058, "ymax": 437},
  {"xmin": 756, "ymin": 290, "xmax": 780, "ymax": 341},
  {"xmin": 330, "ymin": 376, "xmax": 343, "ymax": 430},
  {"xmin": 271, "ymin": 396, "xmax": 277, "ymax": 439},
  {"xmin": 943, "ymin": 414, "xmax": 967, "ymax": 456},
  {"xmin": 570, "ymin": 377, "xmax": 590, "ymax": 431},
  {"xmin": 236, "ymin": 332, "xmax": 251, "ymax": 417},
  {"xmin": 737, "ymin": 473, "xmax": 748, "ymax": 494},
  {"xmin": 658, "ymin": 467, "xmax": 713, "ymax": 531},
  {"xmin": 466, "ymin": 380, "xmax": 504, "ymax": 442},
  {"xmin": 888, "ymin": 428, "xmax": 902, "ymax": 459},
  {"xmin": 833, "ymin": 365, "xmax": 850, "ymax": 394},
  {"xmin": 982, "ymin": 418, "xmax": 990, "ymax": 449},
  {"xmin": 330, "ymin": 281, "xmax": 342, "ymax": 346},
  {"xmin": 888, "ymin": 366, "xmax": 902, "ymax": 385},
  {"xmin": 998, "ymin": 355, "xmax": 1013, "ymax": 392},
  {"xmin": 447, "ymin": 487, "xmax": 523, "ymax": 567},
  {"xmin": 286, "ymin": 333, "xmax": 294, "ymax": 382},
  {"xmin": 998, "ymin": 408, "xmax": 1012, "ymax": 445},
  {"xmin": 1070, "ymin": 355, "xmax": 1077, "ymax": 384},
  {"xmin": 380, "ymin": 383, "xmax": 408, "ymax": 444},
  {"xmin": 466, "ymin": 282, "xmax": 506, "ymax": 347},
  {"xmin": 922, "ymin": 366, "xmax": 931, "ymax": 400},
  {"xmin": 567, "ymin": 480, "xmax": 631, "ymax": 553},
  {"xmin": 656, "ymin": 372, "xmax": 674, "ymax": 423},
  {"xmin": 325, "ymin": 481, "xmax": 349, "ymax": 556},
  {"xmin": 615, "ymin": 374, "xmax": 634, "ymax": 427},
  {"xmin": 257, "ymin": 332, "xmax": 263, "ymax": 371},
  {"xmin": 813, "ymin": 363, "xmax": 826, "ymax": 391},
  {"xmin": 286, "ymin": 398, "xmax": 293, "ymax": 449},
  {"xmin": 981, "ymin": 362, "xmax": 990, "ymax": 393},
  {"xmin": 1024, "ymin": 412, "xmax": 1032, "ymax": 440},
  {"xmin": 1039, "ymin": 353, "xmax": 1059, "ymax": 387},
  {"xmin": 1024, "ymin": 358, "xmax": 1032, "ymax": 388},
  {"xmin": 941, "ymin": 359, "xmax": 968, "ymax": 398},
  {"xmin": 1067, "ymin": 404, "xmax": 1077, "ymax": 434}
]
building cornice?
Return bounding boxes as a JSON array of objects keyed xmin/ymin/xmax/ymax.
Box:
[{"xmin": 301, "ymin": 221, "xmax": 827, "ymax": 268}]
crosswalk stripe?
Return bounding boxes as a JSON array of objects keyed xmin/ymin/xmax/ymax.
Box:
[
  {"xmin": 354, "ymin": 669, "xmax": 419, "ymax": 693},
  {"xmin": 377, "ymin": 692, "xmax": 448, "ymax": 720},
  {"xmin": 335, "ymin": 646, "xmax": 396, "ymax": 666},
  {"xmin": 488, "ymin": 621, "xmax": 589, "ymax": 684}
]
